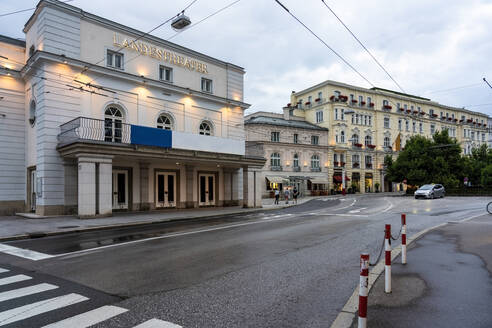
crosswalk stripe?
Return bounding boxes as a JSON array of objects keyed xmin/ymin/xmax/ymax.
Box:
[
  {"xmin": 0, "ymin": 243, "xmax": 53, "ymax": 261},
  {"xmin": 0, "ymin": 283, "xmax": 58, "ymax": 302},
  {"xmin": 133, "ymin": 318, "xmax": 182, "ymax": 328},
  {"xmin": 0, "ymin": 274, "xmax": 32, "ymax": 286},
  {"xmin": 0, "ymin": 268, "xmax": 9, "ymax": 274},
  {"xmin": 0, "ymin": 293, "xmax": 89, "ymax": 326},
  {"xmin": 42, "ymin": 305, "xmax": 128, "ymax": 328}
]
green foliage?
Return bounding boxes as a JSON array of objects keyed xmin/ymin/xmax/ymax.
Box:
[
  {"xmin": 481, "ymin": 164, "xmax": 492, "ymax": 186},
  {"xmin": 385, "ymin": 130, "xmax": 466, "ymax": 189}
]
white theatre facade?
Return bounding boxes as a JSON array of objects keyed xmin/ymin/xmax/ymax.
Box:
[{"xmin": 0, "ymin": 0, "xmax": 264, "ymax": 217}]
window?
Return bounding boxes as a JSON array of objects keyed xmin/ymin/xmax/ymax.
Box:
[
  {"xmin": 335, "ymin": 108, "xmax": 339, "ymax": 120},
  {"xmin": 334, "ymin": 153, "xmax": 338, "ymax": 163},
  {"xmin": 405, "ymin": 120, "xmax": 409, "ymax": 131},
  {"xmin": 359, "ymin": 95, "xmax": 363, "ymax": 106},
  {"xmin": 352, "ymin": 134, "xmax": 359, "ymax": 145},
  {"xmin": 157, "ymin": 114, "xmax": 173, "ymax": 130},
  {"xmin": 397, "ymin": 102, "xmax": 401, "ymax": 110},
  {"xmin": 383, "ymin": 100, "xmax": 389, "ymax": 106},
  {"xmin": 311, "ymin": 135, "xmax": 319, "ymax": 145},
  {"xmin": 107, "ymin": 50, "xmax": 123, "ymax": 69},
  {"xmin": 311, "ymin": 155, "xmax": 320, "ymax": 168},
  {"xmin": 350, "ymin": 94, "xmax": 354, "ymax": 102},
  {"xmin": 471, "ymin": 131, "xmax": 475, "ymax": 140},
  {"xmin": 384, "ymin": 117, "xmax": 390, "ymax": 129},
  {"xmin": 411, "ymin": 105, "xmax": 414, "ymax": 111},
  {"xmin": 316, "ymin": 111, "xmax": 323, "ymax": 123},
  {"xmin": 307, "ymin": 96, "xmax": 312, "ymax": 105},
  {"xmin": 365, "ymin": 155, "xmax": 372, "ymax": 167},
  {"xmin": 398, "ymin": 119, "xmax": 402, "ymax": 131},
  {"xmin": 412, "ymin": 121, "xmax": 416, "ymax": 132},
  {"xmin": 199, "ymin": 121, "xmax": 213, "ymax": 135},
  {"xmin": 368, "ymin": 116, "xmax": 372, "ymax": 126},
  {"xmin": 293, "ymin": 133, "xmax": 298, "ymax": 144},
  {"xmin": 29, "ymin": 100, "xmax": 36, "ymax": 126},
  {"xmin": 341, "ymin": 108, "xmax": 345, "ymax": 120},
  {"xmin": 419, "ymin": 122, "xmax": 423, "ymax": 133},
  {"xmin": 367, "ymin": 97, "xmax": 372, "ymax": 106},
  {"xmin": 364, "ymin": 135, "xmax": 372, "ymax": 146},
  {"xmin": 270, "ymin": 153, "xmax": 281, "ymax": 168},
  {"xmin": 384, "ymin": 136, "xmax": 391, "ymax": 148},
  {"xmin": 352, "ymin": 154, "xmax": 360, "ymax": 164},
  {"xmin": 429, "ymin": 109, "xmax": 434, "ymax": 116},
  {"xmin": 293, "ymin": 154, "xmax": 299, "ymax": 167},
  {"xmin": 271, "ymin": 131, "xmax": 280, "ymax": 142},
  {"xmin": 430, "ymin": 124, "xmax": 435, "ymax": 134},
  {"xmin": 104, "ymin": 105, "xmax": 124, "ymax": 143},
  {"xmin": 318, "ymin": 91, "xmax": 322, "ymax": 100},
  {"xmin": 351, "ymin": 114, "xmax": 355, "ymax": 124},
  {"xmin": 340, "ymin": 130, "xmax": 345, "ymax": 143},
  {"xmin": 159, "ymin": 66, "xmax": 173, "ymax": 82},
  {"xmin": 340, "ymin": 154, "xmax": 345, "ymax": 163},
  {"xmin": 404, "ymin": 104, "xmax": 408, "ymax": 110},
  {"xmin": 201, "ymin": 78, "xmax": 213, "ymax": 93},
  {"xmin": 483, "ymin": 133, "xmax": 486, "ymax": 142}
]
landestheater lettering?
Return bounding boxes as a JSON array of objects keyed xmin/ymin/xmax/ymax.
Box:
[{"xmin": 113, "ymin": 33, "xmax": 208, "ymax": 73}]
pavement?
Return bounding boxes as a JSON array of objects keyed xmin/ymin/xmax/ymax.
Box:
[{"xmin": 350, "ymin": 214, "xmax": 492, "ymax": 328}]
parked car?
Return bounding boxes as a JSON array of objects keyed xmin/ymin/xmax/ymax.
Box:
[{"xmin": 414, "ymin": 184, "xmax": 445, "ymax": 199}]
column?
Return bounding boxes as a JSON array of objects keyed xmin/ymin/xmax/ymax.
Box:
[
  {"xmin": 231, "ymin": 168, "xmax": 241, "ymax": 206},
  {"xmin": 243, "ymin": 167, "xmax": 262, "ymax": 208},
  {"xmin": 98, "ymin": 159, "xmax": 113, "ymax": 216},
  {"xmin": 185, "ymin": 165, "xmax": 197, "ymax": 208},
  {"xmin": 77, "ymin": 159, "xmax": 96, "ymax": 217},
  {"xmin": 139, "ymin": 162, "xmax": 150, "ymax": 211},
  {"xmin": 223, "ymin": 170, "xmax": 232, "ymax": 206}
]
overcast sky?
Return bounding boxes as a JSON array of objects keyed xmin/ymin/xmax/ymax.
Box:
[{"xmin": 2, "ymin": 0, "xmax": 492, "ymax": 116}]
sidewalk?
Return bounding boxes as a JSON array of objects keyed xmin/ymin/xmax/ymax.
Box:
[
  {"xmin": 0, "ymin": 195, "xmax": 319, "ymax": 241},
  {"xmin": 353, "ymin": 214, "xmax": 492, "ymax": 327}
]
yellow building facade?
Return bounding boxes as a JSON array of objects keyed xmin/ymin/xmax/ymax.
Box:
[{"xmin": 285, "ymin": 80, "xmax": 489, "ymax": 192}]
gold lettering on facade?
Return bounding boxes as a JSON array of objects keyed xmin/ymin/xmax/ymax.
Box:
[{"xmin": 113, "ymin": 33, "xmax": 209, "ymax": 73}]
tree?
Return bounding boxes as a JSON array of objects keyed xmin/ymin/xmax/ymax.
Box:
[{"xmin": 463, "ymin": 144, "xmax": 491, "ymax": 186}]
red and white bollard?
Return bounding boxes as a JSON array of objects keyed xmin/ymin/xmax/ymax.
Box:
[
  {"xmin": 401, "ymin": 214, "xmax": 407, "ymax": 265},
  {"xmin": 358, "ymin": 253, "xmax": 369, "ymax": 328},
  {"xmin": 385, "ymin": 224, "xmax": 391, "ymax": 293}
]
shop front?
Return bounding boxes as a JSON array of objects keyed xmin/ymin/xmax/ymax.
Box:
[{"xmin": 365, "ymin": 173, "xmax": 373, "ymax": 193}]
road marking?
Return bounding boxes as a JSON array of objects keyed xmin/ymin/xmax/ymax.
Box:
[
  {"xmin": 0, "ymin": 274, "xmax": 32, "ymax": 286},
  {"xmin": 0, "ymin": 268, "xmax": 9, "ymax": 274},
  {"xmin": 0, "ymin": 283, "xmax": 58, "ymax": 302},
  {"xmin": 0, "ymin": 293, "xmax": 88, "ymax": 326},
  {"xmin": 381, "ymin": 198, "xmax": 394, "ymax": 213},
  {"xmin": 133, "ymin": 318, "xmax": 182, "ymax": 328},
  {"xmin": 335, "ymin": 199, "xmax": 357, "ymax": 210},
  {"xmin": 0, "ymin": 243, "xmax": 54, "ymax": 261},
  {"xmin": 42, "ymin": 305, "xmax": 128, "ymax": 328},
  {"xmin": 348, "ymin": 207, "xmax": 366, "ymax": 213}
]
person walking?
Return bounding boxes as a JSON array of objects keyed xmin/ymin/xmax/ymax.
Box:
[
  {"xmin": 293, "ymin": 187, "xmax": 299, "ymax": 204},
  {"xmin": 274, "ymin": 189, "xmax": 280, "ymax": 205},
  {"xmin": 284, "ymin": 188, "xmax": 290, "ymax": 204}
]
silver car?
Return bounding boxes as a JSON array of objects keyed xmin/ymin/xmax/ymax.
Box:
[{"xmin": 414, "ymin": 184, "xmax": 445, "ymax": 199}]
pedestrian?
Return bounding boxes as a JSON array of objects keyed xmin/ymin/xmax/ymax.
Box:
[
  {"xmin": 293, "ymin": 187, "xmax": 298, "ymax": 204},
  {"xmin": 274, "ymin": 189, "xmax": 280, "ymax": 205},
  {"xmin": 284, "ymin": 188, "xmax": 290, "ymax": 204}
]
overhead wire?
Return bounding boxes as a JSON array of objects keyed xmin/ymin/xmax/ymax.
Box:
[{"xmin": 320, "ymin": 0, "xmax": 405, "ymax": 93}]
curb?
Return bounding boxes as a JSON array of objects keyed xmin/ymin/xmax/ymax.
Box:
[
  {"xmin": 0, "ymin": 199, "xmax": 318, "ymax": 243},
  {"xmin": 329, "ymin": 212, "xmax": 486, "ymax": 328}
]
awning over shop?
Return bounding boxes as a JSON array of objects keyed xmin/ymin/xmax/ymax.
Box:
[
  {"xmin": 333, "ymin": 175, "xmax": 351, "ymax": 183},
  {"xmin": 309, "ymin": 178, "xmax": 329, "ymax": 184},
  {"xmin": 266, "ymin": 176, "xmax": 289, "ymax": 184}
]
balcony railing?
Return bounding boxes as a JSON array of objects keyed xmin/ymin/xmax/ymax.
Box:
[
  {"xmin": 58, "ymin": 117, "xmax": 131, "ymax": 145},
  {"xmin": 310, "ymin": 167, "xmax": 321, "ymax": 172},
  {"xmin": 271, "ymin": 166, "xmax": 283, "ymax": 171},
  {"xmin": 293, "ymin": 166, "xmax": 301, "ymax": 172}
]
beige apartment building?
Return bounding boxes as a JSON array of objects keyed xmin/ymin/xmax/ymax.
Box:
[{"xmin": 246, "ymin": 80, "xmax": 489, "ymax": 196}]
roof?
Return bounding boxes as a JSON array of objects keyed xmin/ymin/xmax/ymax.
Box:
[
  {"xmin": 244, "ymin": 115, "xmax": 328, "ymax": 131},
  {"xmin": 0, "ymin": 35, "xmax": 26, "ymax": 47}
]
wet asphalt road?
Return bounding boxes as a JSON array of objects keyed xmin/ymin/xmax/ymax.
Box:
[{"xmin": 0, "ymin": 195, "xmax": 488, "ymax": 327}]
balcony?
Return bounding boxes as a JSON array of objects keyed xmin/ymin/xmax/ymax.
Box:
[
  {"xmin": 271, "ymin": 166, "xmax": 283, "ymax": 171},
  {"xmin": 352, "ymin": 162, "xmax": 360, "ymax": 168},
  {"xmin": 293, "ymin": 166, "xmax": 301, "ymax": 172},
  {"xmin": 57, "ymin": 117, "xmax": 245, "ymax": 156},
  {"xmin": 310, "ymin": 167, "xmax": 321, "ymax": 172}
]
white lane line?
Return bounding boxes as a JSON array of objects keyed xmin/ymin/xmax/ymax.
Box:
[
  {"xmin": 348, "ymin": 207, "xmax": 366, "ymax": 214},
  {"xmin": 334, "ymin": 199, "xmax": 357, "ymax": 210},
  {"xmin": 0, "ymin": 293, "xmax": 89, "ymax": 326},
  {"xmin": 0, "ymin": 283, "xmax": 58, "ymax": 302},
  {"xmin": 0, "ymin": 274, "xmax": 32, "ymax": 286},
  {"xmin": 42, "ymin": 305, "xmax": 128, "ymax": 328},
  {"xmin": 0, "ymin": 243, "xmax": 54, "ymax": 261},
  {"xmin": 133, "ymin": 318, "xmax": 182, "ymax": 328},
  {"xmin": 0, "ymin": 268, "xmax": 9, "ymax": 274},
  {"xmin": 381, "ymin": 198, "xmax": 394, "ymax": 213}
]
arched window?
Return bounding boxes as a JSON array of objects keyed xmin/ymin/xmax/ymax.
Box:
[
  {"xmin": 311, "ymin": 154, "xmax": 320, "ymax": 168},
  {"xmin": 293, "ymin": 154, "xmax": 299, "ymax": 168},
  {"xmin": 365, "ymin": 135, "xmax": 372, "ymax": 146},
  {"xmin": 352, "ymin": 134, "xmax": 359, "ymax": 145},
  {"xmin": 384, "ymin": 136, "xmax": 391, "ymax": 148},
  {"xmin": 157, "ymin": 114, "xmax": 173, "ymax": 130},
  {"xmin": 104, "ymin": 105, "xmax": 124, "ymax": 143},
  {"xmin": 199, "ymin": 121, "xmax": 213, "ymax": 136},
  {"xmin": 271, "ymin": 153, "xmax": 281, "ymax": 168}
]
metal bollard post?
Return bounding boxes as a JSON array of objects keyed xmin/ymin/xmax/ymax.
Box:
[
  {"xmin": 385, "ymin": 224, "xmax": 391, "ymax": 293},
  {"xmin": 401, "ymin": 214, "xmax": 407, "ymax": 265},
  {"xmin": 358, "ymin": 253, "xmax": 369, "ymax": 328}
]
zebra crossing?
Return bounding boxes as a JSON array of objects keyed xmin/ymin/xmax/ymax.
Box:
[{"xmin": 0, "ymin": 266, "xmax": 181, "ymax": 328}]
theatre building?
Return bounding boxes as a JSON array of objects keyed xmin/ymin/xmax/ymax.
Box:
[{"xmin": 0, "ymin": 0, "xmax": 264, "ymax": 216}]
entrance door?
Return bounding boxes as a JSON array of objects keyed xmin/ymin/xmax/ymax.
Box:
[
  {"xmin": 199, "ymin": 174, "xmax": 215, "ymax": 206},
  {"xmin": 156, "ymin": 172, "xmax": 177, "ymax": 208},
  {"xmin": 112, "ymin": 170, "xmax": 128, "ymax": 209},
  {"xmin": 30, "ymin": 169, "xmax": 37, "ymax": 212}
]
